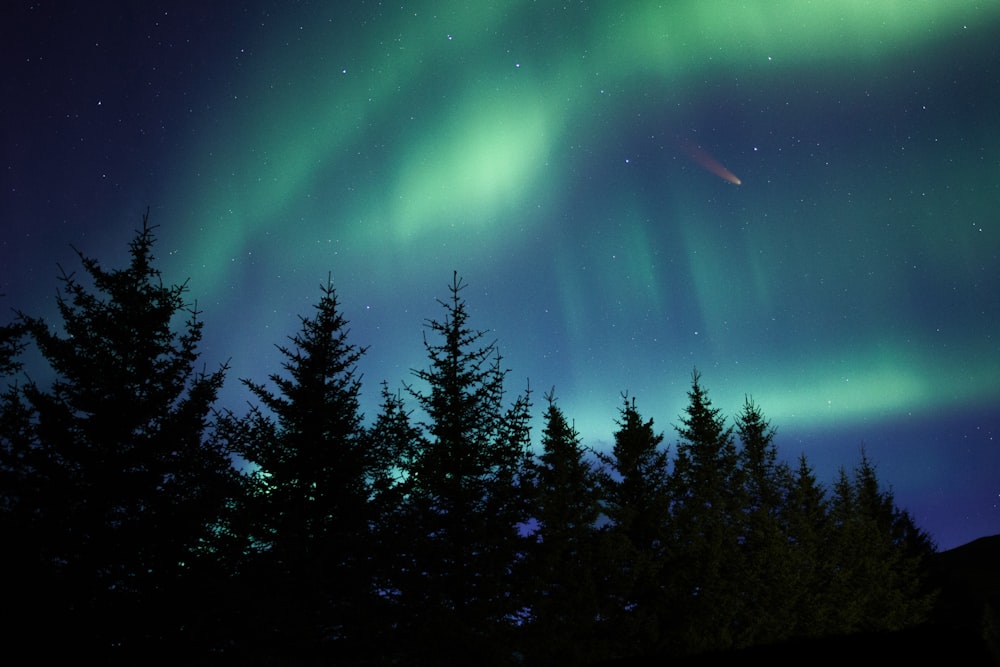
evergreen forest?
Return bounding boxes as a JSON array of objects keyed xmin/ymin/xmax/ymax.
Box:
[{"xmin": 1, "ymin": 213, "xmax": 949, "ymax": 664}]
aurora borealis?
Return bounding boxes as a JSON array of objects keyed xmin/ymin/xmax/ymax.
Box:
[{"xmin": 3, "ymin": 1, "xmax": 998, "ymax": 551}]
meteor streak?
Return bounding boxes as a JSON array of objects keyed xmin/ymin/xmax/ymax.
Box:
[{"xmin": 678, "ymin": 137, "xmax": 742, "ymax": 185}]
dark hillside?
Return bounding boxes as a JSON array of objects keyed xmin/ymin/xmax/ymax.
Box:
[{"xmin": 929, "ymin": 534, "xmax": 1000, "ymax": 623}]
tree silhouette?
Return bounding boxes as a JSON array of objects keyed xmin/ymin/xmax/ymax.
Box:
[
  {"xmin": 667, "ymin": 369, "xmax": 742, "ymax": 655},
  {"xmin": 521, "ymin": 388, "xmax": 605, "ymax": 665},
  {"xmin": 221, "ymin": 275, "xmax": 379, "ymax": 661},
  {"xmin": 5, "ymin": 211, "xmax": 232, "ymax": 656},
  {"xmin": 596, "ymin": 393, "xmax": 671, "ymax": 658},
  {"xmin": 394, "ymin": 271, "xmax": 532, "ymax": 665},
  {"xmin": 364, "ymin": 379, "xmax": 426, "ymax": 661},
  {"xmin": 782, "ymin": 452, "xmax": 832, "ymax": 639},
  {"xmin": 0, "ymin": 221, "xmax": 955, "ymax": 662},
  {"xmin": 732, "ymin": 396, "xmax": 797, "ymax": 647},
  {"xmin": 824, "ymin": 449, "xmax": 937, "ymax": 634},
  {"xmin": 368, "ymin": 380, "xmax": 423, "ymax": 512}
]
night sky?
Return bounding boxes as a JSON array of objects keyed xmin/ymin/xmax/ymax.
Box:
[{"xmin": 3, "ymin": 2, "xmax": 998, "ymax": 551}]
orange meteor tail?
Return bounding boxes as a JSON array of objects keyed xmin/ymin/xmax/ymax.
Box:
[{"xmin": 678, "ymin": 137, "xmax": 741, "ymax": 185}]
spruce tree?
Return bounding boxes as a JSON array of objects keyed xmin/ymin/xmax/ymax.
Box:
[
  {"xmin": 667, "ymin": 370, "xmax": 742, "ymax": 655},
  {"xmin": 732, "ymin": 396, "xmax": 796, "ymax": 647},
  {"xmin": 825, "ymin": 449, "xmax": 936, "ymax": 635},
  {"xmin": 522, "ymin": 388, "xmax": 604, "ymax": 665},
  {"xmin": 783, "ymin": 453, "xmax": 831, "ymax": 639},
  {"xmin": 8, "ymin": 212, "xmax": 232, "ymax": 656},
  {"xmin": 596, "ymin": 393, "xmax": 671, "ymax": 658},
  {"xmin": 365, "ymin": 380, "xmax": 426, "ymax": 661},
  {"xmin": 368, "ymin": 380, "xmax": 423, "ymax": 522},
  {"xmin": 397, "ymin": 272, "xmax": 532, "ymax": 665},
  {"xmin": 224, "ymin": 276, "xmax": 376, "ymax": 661}
]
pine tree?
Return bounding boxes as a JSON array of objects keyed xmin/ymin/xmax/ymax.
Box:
[
  {"xmin": 824, "ymin": 449, "xmax": 937, "ymax": 635},
  {"xmin": 667, "ymin": 369, "xmax": 742, "ymax": 655},
  {"xmin": 735, "ymin": 397, "xmax": 786, "ymax": 522},
  {"xmin": 397, "ymin": 272, "xmax": 532, "ymax": 665},
  {"xmin": 365, "ymin": 380, "xmax": 426, "ymax": 661},
  {"xmin": 596, "ymin": 393, "xmax": 671, "ymax": 658},
  {"xmin": 368, "ymin": 380, "xmax": 423, "ymax": 521},
  {"xmin": 783, "ymin": 453, "xmax": 831, "ymax": 639},
  {"xmin": 8, "ymin": 211, "xmax": 232, "ymax": 656},
  {"xmin": 522, "ymin": 388, "xmax": 604, "ymax": 665},
  {"xmin": 224, "ymin": 275, "xmax": 376, "ymax": 661},
  {"xmin": 732, "ymin": 396, "xmax": 796, "ymax": 647}
]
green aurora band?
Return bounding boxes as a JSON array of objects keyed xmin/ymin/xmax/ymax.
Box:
[{"xmin": 148, "ymin": 0, "xmax": 998, "ymax": 442}]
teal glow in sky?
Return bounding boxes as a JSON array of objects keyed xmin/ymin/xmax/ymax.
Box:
[{"xmin": 3, "ymin": 1, "xmax": 998, "ymax": 550}]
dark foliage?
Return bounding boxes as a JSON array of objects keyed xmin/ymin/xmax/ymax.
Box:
[
  {"xmin": 213, "ymin": 275, "xmax": 381, "ymax": 662},
  {"xmin": 0, "ymin": 219, "xmax": 977, "ymax": 664},
  {"xmin": 593, "ymin": 394, "xmax": 671, "ymax": 658},
  {"xmin": 388, "ymin": 271, "xmax": 533, "ymax": 665},
  {"xmin": 0, "ymin": 211, "xmax": 234, "ymax": 658},
  {"xmin": 521, "ymin": 389, "xmax": 606, "ymax": 664},
  {"xmin": 664, "ymin": 370, "xmax": 744, "ymax": 655}
]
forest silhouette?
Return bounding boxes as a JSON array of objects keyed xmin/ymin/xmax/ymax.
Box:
[{"xmin": 1, "ymin": 212, "xmax": 995, "ymax": 664}]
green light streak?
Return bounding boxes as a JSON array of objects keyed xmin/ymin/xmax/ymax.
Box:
[
  {"xmin": 607, "ymin": 1, "xmax": 998, "ymax": 78},
  {"xmin": 173, "ymin": 0, "xmax": 999, "ymax": 278},
  {"xmin": 744, "ymin": 338, "xmax": 1000, "ymax": 429},
  {"xmin": 389, "ymin": 88, "xmax": 555, "ymax": 242},
  {"xmin": 160, "ymin": 0, "xmax": 998, "ymax": 432}
]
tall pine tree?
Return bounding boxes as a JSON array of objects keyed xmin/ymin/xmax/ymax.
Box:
[
  {"xmin": 732, "ymin": 396, "xmax": 797, "ymax": 648},
  {"xmin": 396, "ymin": 272, "xmax": 532, "ymax": 665},
  {"xmin": 667, "ymin": 370, "xmax": 742, "ymax": 655},
  {"xmin": 596, "ymin": 393, "xmax": 671, "ymax": 658},
  {"xmin": 522, "ymin": 388, "xmax": 604, "ymax": 665},
  {"xmin": 782, "ymin": 453, "xmax": 832, "ymax": 639},
  {"xmin": 223, "ymin": 276, "xmax": 378, "ymax": 662},
  {"xmin": 364, "ymin": 379, "xmax": 426, "ymax": 662},
  {"xmin": 824, "ymin": 449, "xmax": 936, "ymax": 635},
  {"xmin": 7, "ymin": 211, "xmax": 232, "ymax": 657}
]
